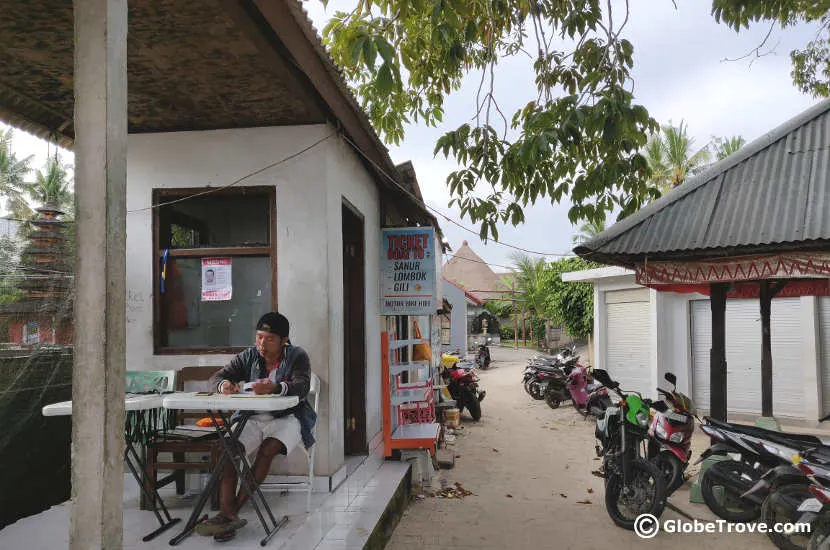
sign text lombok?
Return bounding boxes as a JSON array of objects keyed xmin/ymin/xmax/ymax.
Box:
[{"xmin": 381, "ymin": 227, "xmax": 437, "ymax": 315}]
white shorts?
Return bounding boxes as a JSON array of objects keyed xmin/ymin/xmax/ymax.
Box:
[{"xmin": 234, "ymin": 413, "xmax": 302, "ymax": 458}]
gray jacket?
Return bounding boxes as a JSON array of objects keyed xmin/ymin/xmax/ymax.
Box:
[{"xmin": 210, "ymin": 344, "xmax": 317, "ymax": 448}]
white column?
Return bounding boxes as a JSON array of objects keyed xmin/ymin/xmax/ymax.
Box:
[
  {"xmin": 593, "ymin": 286, "xmax": 606, "ymax": 371},
  {"xmin": 71, "ymin": 0, "xmax": 128, "ymax": 548},
  {"xmin": 649, "ymin": 288, "xmax": 662, "ymax": 400},
  {"xmin": 801, "ymin": 296, "xmax": 821, "ymax": 424}
]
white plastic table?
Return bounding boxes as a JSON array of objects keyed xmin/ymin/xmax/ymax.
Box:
[
  {"xmin": 42, "ymin": 393, "xmax": 181, "ymax": 542},
  {"xmin": 162, "ymin": 392, "xmax": 299, "ymax": 546}
]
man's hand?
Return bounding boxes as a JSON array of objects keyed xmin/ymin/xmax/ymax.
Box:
[
  {"xmin": 220, "ymin": 380, "xmax": 239, "ymax": 395},
  {"xmin": 252, "ymin": 379, "xmax": 278, "ymax": 395}
]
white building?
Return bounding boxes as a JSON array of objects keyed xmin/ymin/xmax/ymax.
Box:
[{"xmin": 566, "ymin": 263, "xmax": 830, "ymax": 426}]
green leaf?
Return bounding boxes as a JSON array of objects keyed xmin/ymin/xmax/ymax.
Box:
[
  {"xmin": 349, "ymin": 37, "xmax": 365, "ymax": 67},
  {"xmin": 376, "ymin": 36, "xmax": 396, "ymax": 64},
  {"xmin": 363, "ymin": 39, "xmax": 377, "ymax": 69},
  {"xmin": 376, "ymin": 63, "xmax": 394, "ymax": 94}
]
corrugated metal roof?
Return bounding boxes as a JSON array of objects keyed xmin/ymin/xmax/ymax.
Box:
[{"xmin": 575, "ymin": 100, "xmax": 830, "ymax": 266}]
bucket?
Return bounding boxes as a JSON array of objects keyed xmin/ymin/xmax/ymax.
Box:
[{"xmin": 445, "ymin": 408, "xmax": 460, "ymax": 428}]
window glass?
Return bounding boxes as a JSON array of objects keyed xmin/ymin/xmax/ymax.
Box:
[
  {"xmin": 160, "ymin": 256, "xmax": 271, "ymax": 348},
  {"xmin": 161, "ymin": 194, "xmax": 270, "ymax": 248}
]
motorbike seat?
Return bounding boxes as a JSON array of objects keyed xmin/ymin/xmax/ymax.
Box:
[{"xmin": 706, "ymin": 417, "xmax": 824, "ymax": 449}]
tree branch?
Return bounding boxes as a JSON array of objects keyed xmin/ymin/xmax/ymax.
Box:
[{"xmin": 721, "ymin": 22, "xmax": 779, "ymax": 64}]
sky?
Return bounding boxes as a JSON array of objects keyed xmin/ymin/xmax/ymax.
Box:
[{"xmin": 1, "ymin": 1, "xmax": 824, "ymax": 273}]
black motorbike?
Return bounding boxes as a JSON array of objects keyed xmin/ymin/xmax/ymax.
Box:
[{"xmin": 476, "ymin": 338, "xmax": 492, "ymax": 369}]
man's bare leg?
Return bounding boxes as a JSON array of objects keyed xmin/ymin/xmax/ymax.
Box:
[
  {"xmin": 235, "ymin": 437, "xmax": 285, "ymax": 512},
  {"xmin": 219, "ymin": 442, "xmax": 244, "ymax": 520}
]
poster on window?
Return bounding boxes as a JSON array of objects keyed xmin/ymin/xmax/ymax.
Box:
[
  {"xmin": 380, "ymin": 227, "xmax": 437, "ymax": 315},
  {"xmin": 201, "ymin": 257, "xmax": 232, "ymax": 301}
]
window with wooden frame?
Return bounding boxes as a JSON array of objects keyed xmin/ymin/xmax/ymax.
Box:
[
  {"xmin": 440, "ymin": 313, "xmax": 451, "ymax": 346},
  {"xmin": 153, "ymin": 187, "xmax": 276, "ymax": 354}
]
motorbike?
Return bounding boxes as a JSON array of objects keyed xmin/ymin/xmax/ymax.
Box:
[
  {"xmin": 592, "ymin": 368, "xmax": 667, "ymax": 530},
  {"xmin": 567, "ymin": 363, "xmax": 612, "ymax": 417},
  {"xmin": 697, "ymin": 417, "xmax": 828, "ymax": 523},
  {"xmin": 647, "ymin": 372, "xmax": 695, "ymax": 495},
  {"xmin": 476, "ymin": 337, "xmax": 492, "ymax": 370},
  {"xmin": 441, "ymin": 361, "xmax": 486, "ymax": 421}
]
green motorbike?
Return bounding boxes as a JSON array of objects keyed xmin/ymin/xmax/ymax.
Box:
[{"xmin": 593, "ymin": 369, "xmax": 667, "ymax": 530}]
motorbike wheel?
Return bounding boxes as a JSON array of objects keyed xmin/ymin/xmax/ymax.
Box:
[
  {"xmin": 653, "ymin": 452, "xmax": 684, "ymax": 495},
  {"xmin": 545, "ymin": 391, "xmax": 562, "ymax": 409},
  {"xmin": 604, "ymin": 457, "xmax": 667, "ymax": 530},
  {"xmin": 808, "ymin": 514, "xmax": 830, "ymax": 550},
  {"xmin": 701, "ymin": 460, "xmax": 762, "ymax": 522},
  {"xmin": 528, "ymin": 381, "xmax": 546, "ymax": 400},
  {"xmin": 761, "ymin": 482, "xmax": 813, "ymax": 550},
  {"xmin": 465, "ymin": 387, "xmax": 482, "ymax": 421}
]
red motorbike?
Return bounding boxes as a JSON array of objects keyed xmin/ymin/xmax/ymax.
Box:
[
  {"xmin": 647, "ymin": 372, "xmax": 695, "ymax": 495},
  {"xmin": 441, "ymin": 362, "xmax": 485, "ymax": 421}
]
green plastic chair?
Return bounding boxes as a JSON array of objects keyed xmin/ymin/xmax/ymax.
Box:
[{"xmin": 125, "ymin": 370, "xmax": 176, "ymax": 394}]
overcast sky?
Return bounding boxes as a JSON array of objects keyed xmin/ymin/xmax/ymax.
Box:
[{"xmin": 2, "ymin": 1, "xmax": 823, "ymax": 273}]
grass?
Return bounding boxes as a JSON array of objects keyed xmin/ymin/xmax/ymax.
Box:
[{"xmin": 498, "ymin": 340, "xmax": 542, "ymax": 349}]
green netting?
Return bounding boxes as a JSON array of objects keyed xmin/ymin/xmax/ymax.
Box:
[{"xmin": 0, "ymin": 349, "xmax": 73, "ymax": 528}]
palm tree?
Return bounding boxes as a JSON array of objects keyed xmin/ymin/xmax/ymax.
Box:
[
  {"xmin": 713, "ymin": 135, "xmax": 746, "ymax": 161},
  {"xmin": 0, "ymin": 127, "xmax": 34, "ymax": 218},
  {"xmin": 571, "ymin": 218, "xmax": 606, "ymax": 245},
  {"xmin": 644, "ymin": 121, "xmax": 711, "ymax": 193},
  {"xmin": 26, "ymin": 156, "xmax": 74, "ymax": 217},
  {"xmin": 510, "ymin": 252, "xmax": 548, "ymax": 346}
]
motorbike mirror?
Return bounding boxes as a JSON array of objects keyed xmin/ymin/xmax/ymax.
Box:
[{"xmin": 664, "ymin": 372, "xmax": 677, "ymax": 387}]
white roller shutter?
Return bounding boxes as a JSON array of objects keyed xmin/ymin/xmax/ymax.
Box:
[
  {"xmin": 606, "ymin": 289, "xmax": 651, "ymax": 396},
  {"xmin": 818, "ymin": 297, "xmax": 830, "ymax": 415},
  {"xmin": 691, "ymin": 298, "xmax": 804, "ymax": 419}
]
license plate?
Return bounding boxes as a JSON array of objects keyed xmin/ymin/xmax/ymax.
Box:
[{"xmin": 798, "ymin": 498, "xmax": 823, "ymax": 513}]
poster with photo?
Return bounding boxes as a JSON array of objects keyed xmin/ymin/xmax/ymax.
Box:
[{"xmin": 201, "ymin": 257, "xmax": 232, "ymax": 301}]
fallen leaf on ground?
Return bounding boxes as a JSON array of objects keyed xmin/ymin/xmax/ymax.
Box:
[
  {"xmin": 593, "ymin": 457, "xmax": 600, "ymax": 461},
  {"xmin": 492, "ymin": 448, "xmax": 499, "ymax": 452},
  {"xmin": 587, "ymin": 488, "xmax": 594, "ymax": 494},
  {"xmin": 576, "ymin": 499, "xmax": 592, "ymax": 504},
  {"xmin": 559, "ymin": 493, "xmax": 568, "ymax": 498},
  {"xmin": 565, "ymin": 464, "xmax": 569, "ymax": 469},
  {"xmin": 505, "ymin": 494, "xmax": 513, "ymax": 498},
  {"xmin": 455, "ymin": 455, "xmax": 461, "ymax": 458}
]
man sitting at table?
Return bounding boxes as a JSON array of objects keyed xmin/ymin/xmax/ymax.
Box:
[{"xmin": 196, "ymin": 311, "xmax": 316, "ymax": 538}]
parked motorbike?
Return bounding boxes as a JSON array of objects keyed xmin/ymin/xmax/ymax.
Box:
[
  {"xmin": 476, "ymin": 337, "xmax": 492, "ymax": 370},
  {"xmin": 592, "ymin": 369, "xmax": 667, "ymax": 530},
  {"xmin": 647, "ymin": 372, "xmax": 695, "ymax": 495},
  {"xmin": 441, "ymin": 361, "xmax": 486, "ymax": 421},
  {"xmin": 697, "ymin": 417, "xmax": 827, "ymax": 522},
  {"xmin": 567, "ymin": 364, "xmax": 612, "ymax": 417}
]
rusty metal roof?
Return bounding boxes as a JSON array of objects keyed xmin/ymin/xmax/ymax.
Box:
[{"xmin": 574, "ymin": 100, "xmax": 830, "ymax": 267}]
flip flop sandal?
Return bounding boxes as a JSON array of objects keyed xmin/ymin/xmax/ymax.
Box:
[
  {"xmin": 194, "ymin": 515, "xmax": 247, "ymax": 536},
  {"xmin": 213, "ymin": 528, "xmax": 237, "ymax": 543}
]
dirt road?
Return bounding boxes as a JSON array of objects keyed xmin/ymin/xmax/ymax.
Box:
[{"xmin": 387, "ymin": 346, "xmax": 773, "ymax": 549}]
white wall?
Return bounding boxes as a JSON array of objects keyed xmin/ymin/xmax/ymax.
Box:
[
  {"xmin": 442, "ymin": 282, "xmax": 467, "ymax": 355},
  {"xmin": 125, "ymin": 124, "xmax": 382, "ymax": 475},
  {"xmin": 586, "ymin": 269, "xmax": 827, "ymax": 424},
  {"xmin": 323, "ymin": 136, "xmax": 382, "ymax": 465}
]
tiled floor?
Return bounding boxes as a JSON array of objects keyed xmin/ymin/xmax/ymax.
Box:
[{"xmin": 1, "ymin": 445, "xmax": 410, "ymax": 550}]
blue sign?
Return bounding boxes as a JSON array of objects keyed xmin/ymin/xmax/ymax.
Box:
[{"xmin": 380, "ymin": 227, "xmax": 437, "ymax": 315}]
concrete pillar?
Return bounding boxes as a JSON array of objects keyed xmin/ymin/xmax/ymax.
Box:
[
  {"xmin": 801, "ymin": 296, "xmax": 822, "ymax": 423},
  {"xmin": 593, "ymin": 286, "xmax": 606, "ymax": 371},
  {"xmin": 71, "ymin": 0, "xmax": 128, "ymax": 548}
]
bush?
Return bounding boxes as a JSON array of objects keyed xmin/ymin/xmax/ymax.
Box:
[{"xmin": 500, "ymin": 326, "xmax": 515, "ymax": 340}]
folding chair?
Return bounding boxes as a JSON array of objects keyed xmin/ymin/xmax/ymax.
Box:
[{"xmin": 261, "ymin": 372, "xmax": 320, "ymax": 512}]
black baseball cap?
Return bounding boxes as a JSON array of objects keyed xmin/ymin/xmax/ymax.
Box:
[{"xmin": 256, "ymin": 312, "xmax": 289, "ymax": 337}]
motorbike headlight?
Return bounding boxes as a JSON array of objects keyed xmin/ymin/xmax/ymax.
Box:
[
  {"xmin": 670, "ymin": 432, "xmax": 685, "ymax": 443},
  {"xmin": 636, "ymin": 411, "xmax": 649, "ymax": 427},
  {"xmin": 655, "ymin": 422, "xmax": 668, "ymax": 440}
]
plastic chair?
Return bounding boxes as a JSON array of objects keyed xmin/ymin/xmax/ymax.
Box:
[{"xmin": 261, "ymin": 372, "xmax": 320, "ymax": 512}]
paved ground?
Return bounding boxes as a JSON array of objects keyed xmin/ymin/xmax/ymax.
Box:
[{"xmin": 387, "ymin": 346, "xmax": 772, "ymax": 550}]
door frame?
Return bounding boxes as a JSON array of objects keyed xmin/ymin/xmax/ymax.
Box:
[{"xmin": 342, "ymin": 199, "xmax": 368, "ymax": 455}]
